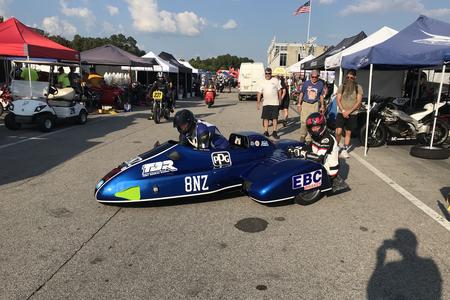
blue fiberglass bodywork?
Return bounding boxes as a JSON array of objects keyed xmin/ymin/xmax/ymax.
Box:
[{"xmin": 95, "ymin": 132, "xmax": 332, "ymax": 204}]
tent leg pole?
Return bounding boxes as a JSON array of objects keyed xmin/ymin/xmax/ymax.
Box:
[
  {"xmin": 414, "ymin": 68, "xmax": 421, "ymax": 108},
  {"xmin": 429, "ymin": 64, "xmax": 446, "ymax": 148},
  {"xmin": 364, "ymin": 64, "xmax": 374, "ymax": 157}
]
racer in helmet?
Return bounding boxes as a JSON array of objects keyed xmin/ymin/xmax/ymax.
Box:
[
  {"xmin": 148, "ymin": 72, "xmax": 173, "ymax": 119},
  {"xmin": 288, "ymin": 112, "xmax": 345, "ymax": 191},
  {"xmin": 173, "ymin": 109, "xmax": 229, "ymax": 150}
]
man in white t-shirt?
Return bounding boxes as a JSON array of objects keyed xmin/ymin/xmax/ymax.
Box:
[{"xmin": 257, "ymin": 67, "xmax": 283, "ymax": 139}]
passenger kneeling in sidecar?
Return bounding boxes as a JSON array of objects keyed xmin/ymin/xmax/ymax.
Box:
[{"xmin": 288, "ymin": 112, "xmax": 348, "ymax": 193}]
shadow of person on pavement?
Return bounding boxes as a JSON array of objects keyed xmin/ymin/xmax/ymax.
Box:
[{"xmin": 367, "ymin": 228, "xmax": 442, "ymax": 300}]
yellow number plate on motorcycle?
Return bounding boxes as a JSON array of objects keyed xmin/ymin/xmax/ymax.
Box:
[{"xmin": 153, "ymin": 91, "xmax": 163, "ymax": 101}]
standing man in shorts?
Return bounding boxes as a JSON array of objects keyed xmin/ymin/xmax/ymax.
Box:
[
  {"xmin": 335, "ymin": 69, "xmax": 363, "ymax": 158},
  {"xmin": 257, "ymin": 67, "xmax": 282, "ymax": 139}
]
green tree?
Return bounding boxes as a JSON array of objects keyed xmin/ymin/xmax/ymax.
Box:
[{"xmin": 189, "ymin": 55, "xmax": 253, "ymax": 71}]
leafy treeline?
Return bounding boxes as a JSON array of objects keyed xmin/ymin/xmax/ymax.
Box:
[
  {"xmin": 47, "ymin": 34, "xmax": 146, "ymax": 57},
  {"xmin": 189, "ymin": 54, "xmax": 254, "ymax": 71}
]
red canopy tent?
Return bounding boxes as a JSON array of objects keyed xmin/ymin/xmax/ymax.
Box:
[{"xmin": 0, "ymin": 17, "xmax": 79, "ymax": 62}]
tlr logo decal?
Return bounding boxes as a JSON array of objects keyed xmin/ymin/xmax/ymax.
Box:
[
  {"xmin": 211, "ymin": 151, "xmax": 232, "ymax": 168},
  {"xmin": 142, "ymin": 160, "xmax": 177, "ymax": 177},
  {"xmin": 292, "ymin": 170, "xmax": 322, "ymax": 190}
]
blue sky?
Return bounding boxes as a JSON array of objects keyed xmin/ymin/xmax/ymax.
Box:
[{"xmin": 2, "ymin": 0, "xmax": 450, "ymax": 63}]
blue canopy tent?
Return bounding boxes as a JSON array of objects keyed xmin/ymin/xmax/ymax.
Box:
[{"xmin": 341, "ymin": 15, "xmax": 450, "ymax": 155}]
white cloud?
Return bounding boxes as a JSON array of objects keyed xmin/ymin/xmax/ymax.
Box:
[
  {"xmin": 41, "ymin": 16, "xmax": 77, "ymax": 38},
  {"xmin": 125, "ymin": 0, "xmax": 206, "ymax": 36},
  {"xmin": 0, "ymin": 0, "xmax": 12, "ymax": 16},
  {"xmin": 340, "ymin": 0, "xmax": 450, "ymax": 17},
  {"xmin": 60, "ymin": 0, "xmax": 95, "ymax": 27},
  {"xmin": 424, "ymin": 8, "xmax": 450, "ymax": 17},
  {"xmin": 319, "ymin": 0, "xmax": 335, "ymax": 4},
  {"xmin": 222, "ymin": 19, "xmax": 237, "ymax": 30},
  {"xmin": 106, "ymin": 5, "xmax": 119, "ymax": 16},
  {"xmin": 102, "ymin": 21, "xmax": 125, "ymax": 35}
]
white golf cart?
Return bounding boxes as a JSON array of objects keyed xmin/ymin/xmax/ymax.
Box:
[{"xmin": 4, "ymin": 60, "xmax": 88, "ymax": 132}]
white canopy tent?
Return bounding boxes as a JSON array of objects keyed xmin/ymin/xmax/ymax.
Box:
[
  {"xmin": 326, "ymin": 27, "xmax": 403, "ymax": 97},
  {"xmin": 120, "ymin": 51, "xmax": 179, "ymax": 73},
  {"xmin": 325, "ymin": 26, "xmax": 398, "ymax": 70},
  {"xmin": 287, "ymin": 54, "xmax": 315, "ymax": 73},
  {"xmin": 179, "ymin": 60, "xmax": 198, "ymax": 74}
]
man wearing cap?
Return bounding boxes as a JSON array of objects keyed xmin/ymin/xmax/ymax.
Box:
[
  {"xmin": 257, "ymin": 67, "xmax": 282, "ymax": 139},
  {"xmin": 297, "ymin": 69, "xmax": 326, "ymax": 142}
]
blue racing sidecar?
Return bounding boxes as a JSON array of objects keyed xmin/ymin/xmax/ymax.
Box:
[{"xmin": 95, "ymin": 132, "xmax": 336, "ymax": 205}]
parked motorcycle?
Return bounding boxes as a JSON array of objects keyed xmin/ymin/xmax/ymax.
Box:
[
  {"xmin": 0, "ymin": 84, "xmax": 12, "ymax": 117},
  {"xmin": 150, "ymin": 89, "xmax": 170, "ymax": 124},
  {"xmin": 204, "ymin": 87, "xmax": 216, "ymax": 108},
  {"xmin": 360, "ymin": 97, "xmax": 449, "ymax": 147}
]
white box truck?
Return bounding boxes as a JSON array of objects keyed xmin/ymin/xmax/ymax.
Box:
[{"xmin": 238, "ymin": 62, "xmax": 264, "ymax": 101}]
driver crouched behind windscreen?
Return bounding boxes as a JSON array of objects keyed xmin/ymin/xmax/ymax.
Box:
[
  {"xmin": 173, "ymin": 109, "xmax": 229, "ymax": 150},
  {"xmin": 288, "ymin": 112, "xmax": 347, "ymax": 192}
]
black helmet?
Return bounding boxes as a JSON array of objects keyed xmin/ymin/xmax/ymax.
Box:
[
  {"xmin": 306, "ymin": 112, "xmax": 327, "ymax": 140},
  {"xmin": 173, "ymin": 109, "xmax": 196, "ymax": 134},
  {"xmin": 157, "ymin": 71, "xmax": 164, "ymax": 80}
]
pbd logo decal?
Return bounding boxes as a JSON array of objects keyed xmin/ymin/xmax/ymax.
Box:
[
  {"xmin": 211, "ymin": 151, "xmax": 232, "ymax": 168},
  {"xmin": 142, "ymin": 160, "xmax": 177, "ymax": 177},
  {"xmin": 292, "ymin": 170, "xmax": 322, "ymax": 190}
]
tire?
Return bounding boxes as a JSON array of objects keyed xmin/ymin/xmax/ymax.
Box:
[
  {"xmin": 77, "ymin": 110, "xmax": 88, "ymax": 125},
  {"xmin": 417, "ymin": 120, "xmax": 449, "ymax": 146},
  {"xmin": 294, "ymin": 189, "xmax": 322, "ymax": 205},
  {"xmin": 4, "ymin": 113, "xmax": 21, "ymax": 130},
  {"xmin": 238, "ymin": 95, "xmax": 243, "ymax": 101},
  {"xmin": 163, "ymin": 107, "xmax": 170, "ymax": 120},
  {"xmin": 154, "ymin": 104, "xmax": 161, "ymax": 124},
  {"xmin": 360, "ymin": 122, "xmax": 387, "ymax": 147},
  {"xmin": 0, "ymin": 104, "xmax": 3, "ymax": 117},
  {"xmin": 36, "ymin": 114, "xmax": 54, "ymax": 132},
  {"xmin": 410, "ymin": 145, "xmax": 450, "ymax": 160}
]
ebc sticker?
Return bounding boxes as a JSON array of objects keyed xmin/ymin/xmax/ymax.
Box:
[
  {"xmin": 292, "ymin": 170, "xmax": 322, "ymax": 190},
  {"xmin": 142, "ymin": 160, "xmax": 177, "ymax": 177},
  {"xmin": 211, "ymin": 151, "xmax": 232, "ymax": 168}
]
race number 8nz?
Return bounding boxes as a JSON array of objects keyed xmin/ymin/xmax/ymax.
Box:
[{"xmin": 185, "ymin": 175, "xmax": 209, "ymax": 192}]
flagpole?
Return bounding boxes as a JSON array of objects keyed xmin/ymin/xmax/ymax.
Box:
[{"xmin": 307, "ymin": 0, "xmax": 312, "ymax": 42}]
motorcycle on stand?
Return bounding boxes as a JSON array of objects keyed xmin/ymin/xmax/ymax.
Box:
[
  {"xmin": 360, "ymin": 97, "xmax": 449, "ymax": 147},
  {"xmin": 149, "ymin": 89, "xmax": 170, "ymax": 124}
]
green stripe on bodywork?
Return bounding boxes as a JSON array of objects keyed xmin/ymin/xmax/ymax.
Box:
[{"xmin": 115, "ymin": 186, "xmax": 141, "ymax": 200}]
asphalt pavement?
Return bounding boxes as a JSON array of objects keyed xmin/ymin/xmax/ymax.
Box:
[{"xmin": 0, "ymin": 91, "xmax": 449, "ymax": 299}]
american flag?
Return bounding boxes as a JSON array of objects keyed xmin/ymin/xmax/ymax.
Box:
[{"xmin": 293, "ymin": 1, "xmax": 311, "ymax": 16}]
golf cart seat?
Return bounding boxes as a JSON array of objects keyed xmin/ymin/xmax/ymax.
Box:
[{"xmin": 47, "ymin": 87, "xmax": 75, "ymax": 100}]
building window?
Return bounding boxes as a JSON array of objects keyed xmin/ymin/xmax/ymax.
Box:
[
  {"xmin": 298, "ymin": 54, "xmax": 302, "ymax": 62},
  {"xmin": 280, "ymin": 53, "xmax": 287, "ymax": 66}
]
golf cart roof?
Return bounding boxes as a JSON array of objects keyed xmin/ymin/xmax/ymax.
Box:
[{"xmin": 7, "ymin": 57, "xmax": 80, "ymax": 67}]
